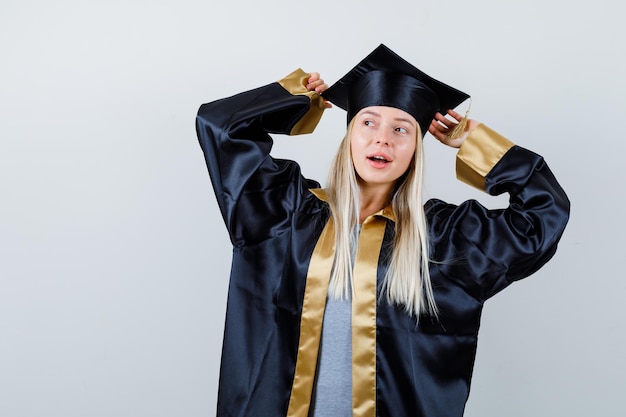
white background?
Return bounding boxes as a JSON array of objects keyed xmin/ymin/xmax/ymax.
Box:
[{"xmin": 1, "ymin": 0, "xmax": 624, "ymax": 416}]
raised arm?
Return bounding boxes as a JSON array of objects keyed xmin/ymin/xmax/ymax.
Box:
[
  {"xmin": 427, "ymin": 124, "xmax": 570, "ymax": 301},
  {"xmin": 195, "ymin": 69, "xmax": 328, "ymax": 246}
]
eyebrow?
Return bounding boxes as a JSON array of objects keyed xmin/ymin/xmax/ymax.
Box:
[{"xmin": 360, "ymin": 110, "xmax": 415, "ymax": 126}]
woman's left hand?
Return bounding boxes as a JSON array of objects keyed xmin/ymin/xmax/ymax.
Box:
[{"xmin": 429, "ymin": 109, "xmax": 479, "ymax": 148}]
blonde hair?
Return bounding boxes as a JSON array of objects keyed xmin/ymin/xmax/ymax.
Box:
[{"xmin": 325, "ymin": 119, "xmax": 437, "ymax": 319}]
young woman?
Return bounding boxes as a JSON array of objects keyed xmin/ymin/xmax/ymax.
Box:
[{"xmin": 195, "ymin": 44, "xmax": 569, "ymax": 417}]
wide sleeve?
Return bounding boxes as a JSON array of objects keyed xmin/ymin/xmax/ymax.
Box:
[
  {"xmin": 195, "ymin": 69, "xmax": 327, "ymax": 246},
  {"xmin": 426, "ymin": 124, "xmax": 570, "ymax": 301}
]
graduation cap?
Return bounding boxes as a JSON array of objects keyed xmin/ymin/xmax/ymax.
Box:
[{"xmin": 322, "ymin": 44, "xmax": 470, "ymax": 137}]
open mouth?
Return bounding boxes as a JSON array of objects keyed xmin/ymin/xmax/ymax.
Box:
[
  {"xmin": 367, "ymin": 154, "xmax": 391, "ymax": 168},
  {"xmin": 368, "ymin": 155, "xmax": 389, "ymax": 163}
]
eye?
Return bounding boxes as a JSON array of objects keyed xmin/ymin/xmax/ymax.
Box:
[
  {"xmin": 364, "ymin": 120, "xmax": 374, "ymax": 126},
  {"xmin": 395, "ymin": 126, "xmax": 408, "ymax": 133}
]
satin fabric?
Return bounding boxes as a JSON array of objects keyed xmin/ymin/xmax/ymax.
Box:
[
  {"xmin": 322, "ymin": 44, "xmax": 470, "ymax": 133},
  {"xmin": 196, "ymin": 78, "xmax": 570, "ymax": 417}
]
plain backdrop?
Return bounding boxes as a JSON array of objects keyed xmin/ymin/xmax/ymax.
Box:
[{"xmin": 1, "ymin": 0, "xmax": 624, "ymax": 416}]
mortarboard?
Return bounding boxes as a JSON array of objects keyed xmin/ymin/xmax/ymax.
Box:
[{"xmin": 322, "ymin": 44, "xmax": 470, "ymax": 137}]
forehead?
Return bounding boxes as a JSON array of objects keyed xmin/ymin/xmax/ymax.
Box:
[{"xmin": 356, "ymin": 106, "xmax": 417, "ymax": 125}]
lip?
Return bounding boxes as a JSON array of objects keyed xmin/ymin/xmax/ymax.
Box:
[
  {"xmin": 365, "ymin": 151, "xmax": 393, "ymax": 169},
  {"xmin": 366, "ymin": 151, "xmax": 393, "ymax": 162}
]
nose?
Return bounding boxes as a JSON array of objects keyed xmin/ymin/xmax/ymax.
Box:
[{"xmin": 375, "ymin": 134, "xmax": 390, "ymax": 146}]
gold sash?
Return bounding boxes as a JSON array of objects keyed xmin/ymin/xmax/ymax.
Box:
[
  {"xmin": 287, "ymin": 190, "xmax": 391, "ymax": 417},
  {"xmin": 286, "ymin": 216, "xmax": 335, "ymax": 417},
  {"xmin": 352, "ymin": 216, "xmax": 386, "ymax": 417}
]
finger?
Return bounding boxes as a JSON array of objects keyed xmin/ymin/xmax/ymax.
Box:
[
  {"xmin": 306, "ymin": 79, "xmax": 326, "ymax": 92},
  {"xmin": 433, "ymin": 112, "xmax": 457, "ymax": 129},
  {"xmin": 432, "ymin": 112, "xmax": 444, "ymax": 122},
  {"xmin": 429, "ymin": 119, "xmax": 443, "ymax": 133},
  {"xmin": 306, "ymin": 73, "xmax": 322, "ymax": 90},
  {"xmin": 428, "ymin": 124, "xmax": 439, "ymax": 138},
  {"xmin": 446, "ymin": 109, "xmax": 463, "ymax": 122},
  {"xmin": 306, "ymin": 79, "xmax": 319, "ymax": 88},
  {"xmin": 429, "ymin": 120, "xmax": 446, "ymax": 140},
  {"xmin": 429, "ymin": 119, "xmax": 448, "ymax": 134},
  {"xmin": 433, "ymin": 112, "xmax": 451, "ymax": 126},
  {"xmin": 307, "ymin": 72, "xmax": 320, "ymax": 83},
  {"xmin": 315, "ymin": 83, "xmax": 328, "ymax": 94}
]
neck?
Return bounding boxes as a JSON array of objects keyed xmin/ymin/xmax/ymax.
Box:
[{"xmin": 358, "ymin": 183, "xmax": 393, "ymax": 223}]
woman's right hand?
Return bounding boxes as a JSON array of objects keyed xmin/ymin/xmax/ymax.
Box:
[{"xmin": 306, "ymin": 72, "xmax": 332, "ymax": 108}]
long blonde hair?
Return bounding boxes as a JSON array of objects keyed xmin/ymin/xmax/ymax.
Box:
[{"xmin": 325, "ymin": 119, "xmax": 437, "ymax": 319}]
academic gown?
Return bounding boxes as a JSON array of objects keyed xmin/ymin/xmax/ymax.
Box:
[{"xmin": 195, "ymin": 69, "xmax": 570, "ymax": 417}]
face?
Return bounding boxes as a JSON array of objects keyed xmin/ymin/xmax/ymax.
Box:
[{"xmin": 349, "ymin": 106, "xmax": 418, "ymax": 193}]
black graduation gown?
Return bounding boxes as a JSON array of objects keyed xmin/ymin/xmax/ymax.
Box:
[{"xmin": 195, "ymin": 70, "xmax": 570, "ymax": 417}]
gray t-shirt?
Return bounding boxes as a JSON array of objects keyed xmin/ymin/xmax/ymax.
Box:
[
  {"xmin": 311, "ymin": 225, "xmax": 360, "ymax": 417},
  {"xmin": 310, "ymin": 296, "xmax": 352, "ymax": 417}
]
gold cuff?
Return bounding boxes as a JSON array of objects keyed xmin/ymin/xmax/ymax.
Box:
[
  {"xmin": 278, "ymin": 68, "xmax": 326, "ymax": 135},
  {"xmin": 456, "ymin": 124, "xmax": 515, "ymax": 191}
]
